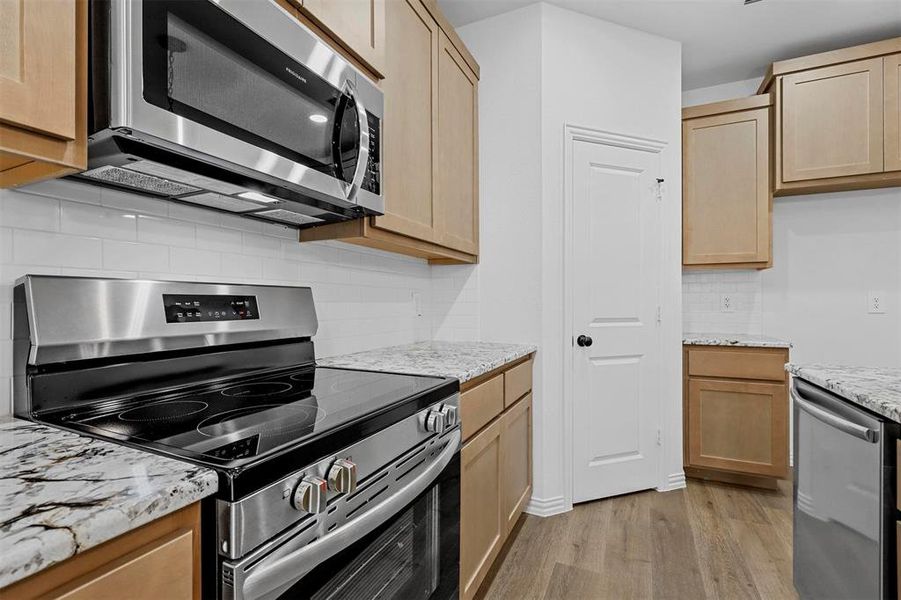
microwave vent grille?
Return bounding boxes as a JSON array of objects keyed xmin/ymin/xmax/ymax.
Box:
[{"xmin": 80, "ymin": 165, "xmax": 200, "ymax": 197}]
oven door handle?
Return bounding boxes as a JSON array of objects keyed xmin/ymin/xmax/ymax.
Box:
[
  {"xmin": 241, "ymin": 429, "xmax": 460, "ymax": 600},
  {"xmin": 343, "ymin": 79, "xmax": 370, "ymax": 202},
  {"xmin": 792, "ymin": 389, "xmax": 878, "ymax": 442}
]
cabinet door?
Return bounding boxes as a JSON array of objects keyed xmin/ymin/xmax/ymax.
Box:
[
  {"xmin": 0, "ymin": 0, "xmax": 76, "ymax": 140},
  {"xmin": 683, "ymin": 106, "xmax": 770, "ymax": 266},
  {"xmin": 501, "ymin": 393, "xmax": 532, "ymax": 536},
  {"xmin": 50, "ymin": 530, "xmax": 194, "ymax": 600},
  {"xmin": 435, "ymin": 30, "xmax": 479, "ymax": 256},
  {"xmin": 372, "ymin": 0, "xmax": 440, "ymax": 243},
  {"xmin": 781, "ymin": 57, "xmax": 884, "ymax": 182},
  {"xmin": 687, "ymin": 378, "xmax": 788, "ymax": 478},
  {"xmin": 460, "ymin": 417, "xmax": 503, "ymax": 600},
  {"xmin": 885, "ymin": 53, "xmax": 901, "ymax": 172},
  {"xmin": 301, "ymin": 0, "xmax": 385, "ymax": 76}
]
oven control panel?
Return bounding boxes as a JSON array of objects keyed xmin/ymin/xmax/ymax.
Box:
[{"xmin": 163, "ymin": 294, "xmax": 260, "ymax": 323}]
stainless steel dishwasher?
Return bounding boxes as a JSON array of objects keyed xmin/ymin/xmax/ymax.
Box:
[{"xmin": 792, "ymin": 378, "xmax": 898, "ymax": 599}]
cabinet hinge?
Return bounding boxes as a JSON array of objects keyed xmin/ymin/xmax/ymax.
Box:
[
  {"xmin": 656, "ymin": 305, "xmax": 662, "ymax": 324},
  {"xmin": 655, "ymin": 178, "xmax": 664, "ymax": 202},
  {"xmin": 656, "ymin": 429, "xmax": 662, "ymax": 446}
]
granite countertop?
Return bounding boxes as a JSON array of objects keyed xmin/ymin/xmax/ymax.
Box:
[
  {"xmin": 683, "ymin": 332, "xmax": 792, "ymax": 348},
  {"xmin": 0, "ymin": 418, "xmax": 218, "ymax": 588},
  {"xmin": 319, "ymin": 341, "xmax": 537, "ymax": 383},
  {"xmin": 787, "ymin": 364, "xmax": 901, "ymax": 423}
]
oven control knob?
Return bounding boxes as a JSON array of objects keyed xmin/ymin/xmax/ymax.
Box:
[
  {"xmin": 425, "ymin": 409, "xmax": 446, "ymax": 434},
  {"xmin": 439, "ymin": 405, "xmax": 458, "ymax": 428},
  {"xmin": 327, "ymin": 458, "xmax": 358, "ymax": 494},
  {"xmin": 291, "ymin": 476, "xmax": 327, "ymax": 514}
]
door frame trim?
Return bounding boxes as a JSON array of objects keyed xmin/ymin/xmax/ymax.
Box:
[{"xmin": 562, "ymin": 124, "xmax": 670, "ymax": 511}]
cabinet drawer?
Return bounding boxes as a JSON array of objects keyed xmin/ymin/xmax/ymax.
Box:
[
  {"xmin": 687, "ymin": 348, "xmax": 787, "ymax": 382},
  {"xmin": 503, "ymin": 359, "xmax": 532, "ymax": 407},
  {"xmin": 460, "ymin": 374, "xmax": 504, "ymax": 442}
]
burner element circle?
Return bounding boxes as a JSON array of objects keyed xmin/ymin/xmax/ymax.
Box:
[
  {"xmin": 119, "ymin": 400, "xmax": 208, "ymax": 422},
  {"xmin": 195, "ymin": 403, "xmax": 327, "ymax": 437},
  {"xmin": 220, "ymin": 382, "xmax": 293, "ymax": 398}
]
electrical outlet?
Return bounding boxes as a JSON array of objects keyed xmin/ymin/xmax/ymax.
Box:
[
  {"xmin": 868, "ymin": 291, "xmax": 885, "ymax": 314},
  {"xmin": 720, "ymin": 294, "xmax": 735, "ymax": 313}
]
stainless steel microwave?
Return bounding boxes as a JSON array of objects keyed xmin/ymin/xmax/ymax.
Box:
[{"xmin": 79, "ymin": 0, "xmax": 383, "ymax": 227}]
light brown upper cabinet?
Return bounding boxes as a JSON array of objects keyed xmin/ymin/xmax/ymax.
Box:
[
  {"xmin": 300, "ymin": 0, "xmax": 480, "ymax": 264},
  {"xmin": 299, "ymin": 0, "xmax": 386, "ymax": 77},
  {"xmin": 371, "ymin": 0, "xmax": 440, "ymax": 243},
  {"xmin": 781, "ymin": 57, "xmax": 884, "ymax": 182},
  {"xmin": 885, "ymin": 53, "xmax": 901, "ymax": 173},
  {"xmin": 758, "ymin": 37, "xmax": 901, "ymax": 195},
  {"xmin": 434, "ymin": 30, "xmax": 479, "ymax": 256},
  {"xmin": 0, "ymin": 0, "xmax": 87, "ymax": 188},
  {"xmin": 682, "ymin": 96, "xmax": 772, "ymax": 269}
]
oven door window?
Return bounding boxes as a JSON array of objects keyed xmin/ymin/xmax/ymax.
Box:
[{"xmin": 141, "ymin": 1, "xmax": 362, "ymax": 185}]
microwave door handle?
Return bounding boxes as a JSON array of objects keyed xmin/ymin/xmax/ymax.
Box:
[
  {"xmin": 343, "ymin": 81, "xmax": 370, "ymax": 201},
  {"xmin": 792, "ymin": 389, "xmax": 879, "ymax": 442},
  {"xmin": 239, "ymin": 429, "xmax": 460, "ymax": 600}
]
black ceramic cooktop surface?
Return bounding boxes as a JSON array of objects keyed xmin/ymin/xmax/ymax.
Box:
[{"xmin": 55, "ymin": 366, "xmax": 449, "ymax": 466}]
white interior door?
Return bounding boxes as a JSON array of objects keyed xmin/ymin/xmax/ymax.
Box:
[{"xmin": 571, "ymin": 139, "xmax": 662, "ymax": 503}]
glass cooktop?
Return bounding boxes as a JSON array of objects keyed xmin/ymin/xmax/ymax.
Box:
[{"xmin": 57, "ymin": 366, "xmax": 445, "ymax": 464}]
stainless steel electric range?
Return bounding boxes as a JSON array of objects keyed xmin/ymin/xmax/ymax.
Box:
[{"xmin": 13, "ymin": 275, "xmax": 460, "ymax": 600}]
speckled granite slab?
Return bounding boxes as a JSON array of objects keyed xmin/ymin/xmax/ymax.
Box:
[
  {"xmin": 787, "ymin": 364, "xmax": 901, "ymax": 423},
  {"xmin": 0, "ymin": 418, "xmax": 218, "ymax": 588},
  {"xmin": 683, "ymin": 332, "xmax": 791, "ymax": 348},
  {"xmin": 319, "ymin": 341, "xmax": 537, "ymax": 383}
]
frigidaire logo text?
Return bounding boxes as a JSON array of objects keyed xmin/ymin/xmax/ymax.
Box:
[{"xmin": 285, "ymin": 67, "xmax": 307, "ymax": 84}]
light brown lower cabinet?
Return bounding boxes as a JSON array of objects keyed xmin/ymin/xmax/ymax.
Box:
[
  {"xmin": 1, "ymin": 503, "xmax": 201, "ymax": 600},
  {"xmin": 461, "ymin": 416, "xmax": 504, "ymax": 600},
  {"xmin": 683, "ymin": 345, "xmax": 789, "ymax": 488},
  {"xmin": 501, "ymin": 393, "xmax": 532, "ymax": 535},
  {"xmin": 459, "ymin": 356, "xmax": 533, "ymax": 600}
]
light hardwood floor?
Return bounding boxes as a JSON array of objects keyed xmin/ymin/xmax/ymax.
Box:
[{"xmin": 477, "ymin": 478, "xmax": 796, "ymax": 600}]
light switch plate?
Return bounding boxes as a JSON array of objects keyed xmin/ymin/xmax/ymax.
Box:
[{"xmin": 867, "ymin": 291, "xmax": 886, "ymax": 314}]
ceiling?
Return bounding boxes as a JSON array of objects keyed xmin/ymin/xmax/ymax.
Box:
[{"xmin": 437, "ymin": 0, "xmax": 901, "ymax": 90}]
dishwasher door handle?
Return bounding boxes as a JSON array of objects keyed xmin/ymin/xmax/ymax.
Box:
[{"xmin": 792, "ymin": 389, "xmax": 879, "ymax": 443}]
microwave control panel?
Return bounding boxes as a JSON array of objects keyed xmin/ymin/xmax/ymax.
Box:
[{"xmin": 163, "ymin": 294, "xmax": 260, "ymax": 323}]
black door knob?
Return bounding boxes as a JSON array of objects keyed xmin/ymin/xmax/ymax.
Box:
[{"xmin": 577, "ymin": 335, "xmax": 593, "ymax": 347}]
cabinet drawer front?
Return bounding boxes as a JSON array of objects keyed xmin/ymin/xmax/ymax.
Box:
[
  {"xmin": 503, "ymin": 359, "xmax": 533, "ymax": 407},
  {"xmin": 687, "ymin": 348, "xmax": 787, "ymax": 382},
  {"xmin": 781, "ymin": 57, "xmax": 884, "ymax": 182},
  {"xmin": 687, "ymin": 378, "xmax": 788, "ymax": 477},
  {"xmin": 460, "ymin": 374, "xmax": 504, "ymax": 441}
]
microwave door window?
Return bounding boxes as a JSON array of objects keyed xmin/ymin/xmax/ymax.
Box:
[{"xmin": 143, "ymin": 2, "xmax": 345, "ymax": 177}]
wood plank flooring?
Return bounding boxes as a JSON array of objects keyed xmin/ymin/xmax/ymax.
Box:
[{"xmin": 477, "ymin": 478, "xmax": 796, "ymax": 600}]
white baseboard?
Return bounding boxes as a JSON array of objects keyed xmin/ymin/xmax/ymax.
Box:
[
  {"xmin": 524, "ymin": 495, "xmax": 568, "ymax": 517},
  {"xmin": 657, "ymin": 471, "xmax": 686, "ymax": 491}
]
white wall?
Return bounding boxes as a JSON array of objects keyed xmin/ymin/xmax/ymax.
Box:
[
  {"xmin": 0, "ymin": 179, "xmax": 480, "ymax": 414},
  {"xmin": 681, "ymin": 80, "xmax": 901, "ymax": 368},
  {"xmin": 461, "ymin": 2, "xmax": 683, "ymax": 515}
]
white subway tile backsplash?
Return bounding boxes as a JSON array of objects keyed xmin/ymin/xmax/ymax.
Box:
[
  {"xmin": 242, "ymin": 232, "xmax": 282, "ymax": 258},
  {"xmin": 196, "ymin": 225, "xmax": 243, "ymax": 253},
  {"xmin": 101, "ymin": 187, "xmax": 168, "ymax": 216},
  {"xmin": 169, "ymin": 246, "xmax": 221, "ymax": 276},
  {"xmin": 61, "ymin": 202, "xmax": 137, "ymax": 241},
  {"xmin": 14, "ymin": 230, "xmax": 102, "ymax": 268},
  {"xmin": 0, "ymin": 193, "xmax": 60, "ymax": 231},
  {"xmin": 682, "ymin": 269, "xmax": 763, "ymax": 335},
  {"xmin": 138, "ymin": 215, "xmax": 196, "ymax": 247},
  {"xmin": 220, "ymin": 252, "xmax": 262, "ymax": 280},
  {"xmin": 103, "ymin": 240, "xmax": 169, "ymax": 272}
]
